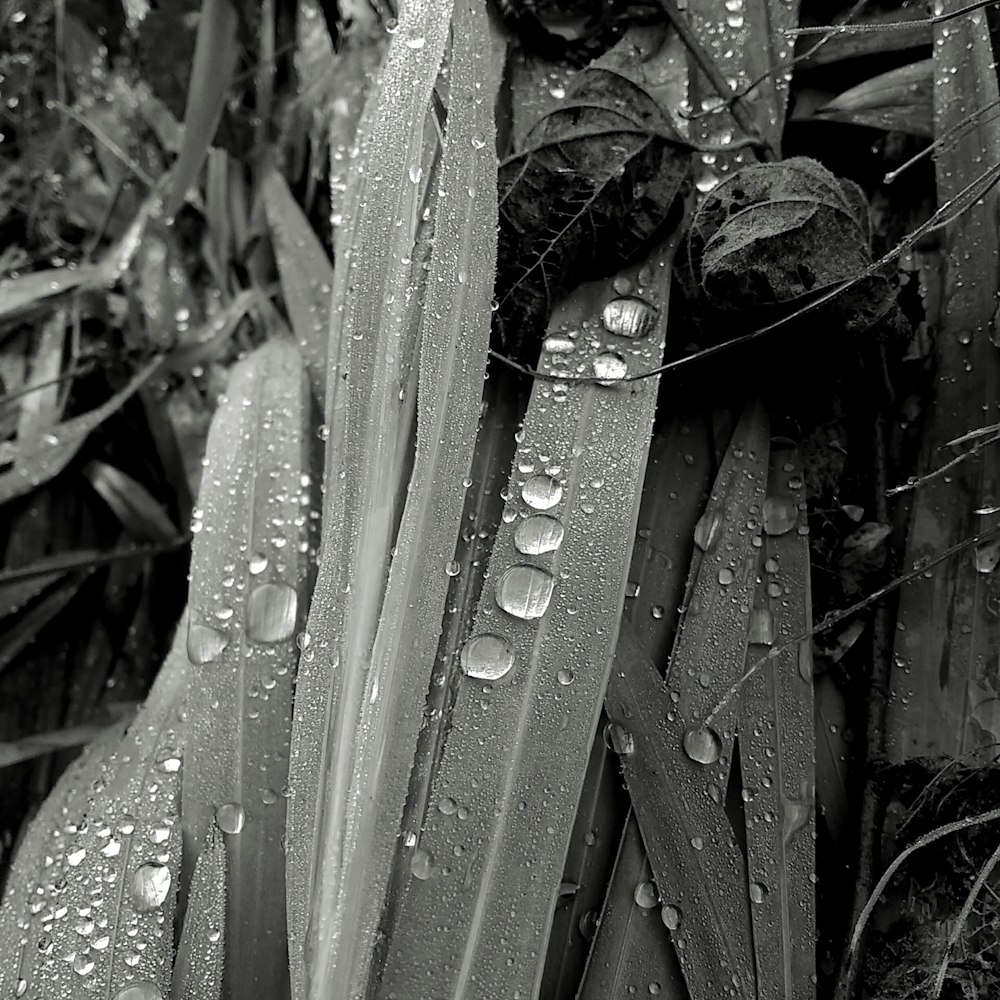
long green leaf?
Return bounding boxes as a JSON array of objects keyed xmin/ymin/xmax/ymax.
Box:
[
  {"xmin": 180, "ymin": 337, "xmax": 312, "ymax": 1000},
  {"xmin": 283, "ymin": 0, "xmax": 457, "ymax": 995},
  {"xmin": 378, "ymin": 241, "xmax": 676, "ymax": 997},
  {"xmin": 0, "ymin": 614, "xmax": 190, "ymax": 1000}
]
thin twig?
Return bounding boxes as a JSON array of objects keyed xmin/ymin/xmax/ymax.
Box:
[{"xmin": 787, "ymin": 0, "xmax": 997, "ymax": 36}]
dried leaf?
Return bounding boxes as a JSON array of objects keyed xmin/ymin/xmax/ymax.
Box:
[
  {"xmin": 812, "ymin": 60, "xmax": 933, "ymax": 138},
  {"xmin": 0, "ymin": 613, "xmax": 190, "ymax": 1000},
  {"xmin": 181, "ymin": 338, "xmax": 311, "ymax": 1000},
  {"xmin": 379, "ymin": 237, "xmax": 676, "ymax": 997},
  {"xmin": 496, "ymin": 33, "xmax": 691, "ymax": 359}
]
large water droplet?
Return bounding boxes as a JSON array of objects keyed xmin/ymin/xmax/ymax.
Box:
[
  {"xmin": 113, "ymin": 984, "xmax": 163, "ymax": 1000},
  {"xmin": 763, "ymin": 497, "xmax": 797, "ymax": 535},
  {"xmin": 592, "ymin": 352, "xmax": 628, "ymax": 383},
  {"xmin": 602, "ymin": 296, "xmax": 658, "ymax": 339},
  {"xmin": 248, "ymin": 552, "xmax": 269, "ymax": 575},
  {"xmin": 683, "ymin": 726, "xmax": 722, "ymax": 765},
  {"xmin": 495, "ymin": 565, "xmax": 555, "ymax": 619},
  {"xmin": 522, "ymin": 474, "xmax": 562, "ymax": 510},
  {"xmin": 460, "ymin": 634, "xmax": 515, "ymax": 681},
  {"xmin": 187, "ymin": 623, "xmax": 229, "ymax": 664},
  {"xmin": 661, "ymin": 903, "xmax": 683, "ymax": 931},
  {"xmin": 543, "ymin": 333, "xmax": 575, "ymax": 354},
  {"xmin": 410, "ymin": 847, "xmax": 435, "ymax": 880},
  {"xmin": 131, "ymin": 863, "xmax": 171, "ymax": 912},
  {"xmin": 603, "ymin": 722, "xmax": 635, "ymax": 755},
  {"xmin": 694, "ymin": 508, "xmax": 724, "ymax": 552},
  {"xmin": 749, "ymin": 606, "xmax": 774, "ymax": 645},
  {"xmin": 514, "ymin": 514, "xmax": 565, "ymax": 555},
  {"xmin": 246, "ymin": 582, "xmax": 297, "ymax": 642},
  {"xmin": 216, "ymin": 802, "xmax": 246, "ymax": 835},
  {"xmin": 750, "ymin": 881, "xmax": 769, "ymax": 904},
  {"xmin": 634, "ymin": 880, "xmax": 658, "ymax": 908}
]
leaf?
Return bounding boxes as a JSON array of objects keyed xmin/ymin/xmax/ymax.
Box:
[
  {"xmin": 605, "ymin": 401, "xmax": 772, "ymax": 1000},
  {"xmin": 496, "ymin": 32, "xmax": 691, "ymax": 360},
  {"xmin": 738, "ymin": 438, "xmax": 816, "ymax": 999},
  {"xmin": 172, "ymin": 827, "xmax": 227, "ymax": 1000},
  {"xmin": 814, "ymin": 672, "xmax": 851, "ymax": 851},
  {"xmin": 378, "ymin": 237, "xmax": 677, "ymax": 997},
  {"xmin": 577, "ymin": 812, "xmax": 688, "ymax": 1000},
  {"xmin": 262, "ymin": 167, "xmax": 334, "ymax": 401},
  {"xmin": 0, "ymin": 613, "xmax": 190, "ymax": 1000},
  {"xmin": 163, "ymin": 0, "xmax": 240, "ymax": 222},
  {"xmin": 283, "ymin": 0, "xmax": 458, "ymax": 995},
  {"xmin": 0, "ymin": 357, "xmax": 164, "ymax": 505},
  {"xmin": 812, "ymin": 60, "xmax": 934, "ymax": 137},
  {"xmin": 887, "ymin": 3, "xmax": 1000, "ymax": 759},
  {"xmin": 181, "ymin": 337, "xmax": 312, "ymax": 1000},
  {"xmin": 83, "ymin": 460, "xmax": 178, "ymax": 544}
]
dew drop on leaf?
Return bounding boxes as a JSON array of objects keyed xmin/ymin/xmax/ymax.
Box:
[
  {"xmin": 187, "ymin": 623, "xmax": 229, "ymax": 664},
  {"xmin": 542, "ymin": 333, "xmax": 575, "ymax": 354},
  {"xmin": 216, "ymin": 802, "xmax": 246, "ymax": 834},
  {"xmin": 749, "ymin": 606, "xmax": 774, "ymax": 645},
  {"xmin": 592, "ymin": 352, "xmax": 628, "ymax": 382},
  {"xmin": 763, "ymin": 496, "xmax": 797, "ymax": 535},
  {"xmin": 683, "ymin": 726, "xmax": 722, "ymax": 765},
  {"xmin": 460, "ymin": 633, "xmax": 515, "ymax": 681},
  {"xmin": 604, "ymin": 722, "xmax": 635, "ymax": 755},
  {"xmin": 495, "ymin": 564, "xmax": 555, "ymax": 619},
  {"xmin": 445, "ymin": 559, "xmax": 461, "ymax": 577},
  {"xmin": 131, "ymin": 863, "xmax": 171, "ymax": 912},
  {"xmin": 633, "ymin": 880, "xmax": 658, "ymax": 908},
  {"xmin": 248, "ymin": 552, "xmax": 269, "ymax": 575},
  {"xmin": 661, "ymin": 903, "xmax": 682, "ymax": 931},
  {"xmin": 113, "ymin": 984, "xmax": 163, "ymax": 1000},
  {"xmin": 556, "ymin": 668, "xmax": 574, "ymax": 686},
  {"xmin": 602, "ymin": 296, "xmax": 658, "ymax": 338},
  {"xmin": 514, "ymin": 514, "xmax": 564, "ymax": 555},
  {"xmin": 718, "ymin": 567, "xmax": 735, "ymax": 585},
  {"xmin": 410, "ymin": 847, "xmax": 435, "ymax": 880},
  {"xmin": 750, "ymin": 881, "xmax": 769, "ymax": 903},
  {"xmin": 438, "ymin": 796, "xmax": 458, "ymax": 815},
  {"xmin": 246, "ymin": 582, "xmax": 298, "ymax": 642},
  {"xmin": 522, "ymin": 474, "xmax": 563, "ymax": 510}
]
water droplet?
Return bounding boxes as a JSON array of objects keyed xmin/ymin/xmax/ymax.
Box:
[
  {"xmin": 683, "ymin": 726, "xmax": 722, "ymax": 765},
  {"xmin": 514, "ymin": 514, "xmax": 565, "ymax": 555},
  {"xmin": 496, "ymin": 565, "xmax": 555, "ymax": 619},
  {"xmin": 634, "ymin": 880, "xmax": 658, "ymax": 908},
  {"xmin": 405, "ymin": 35, "xmax": 426, "ymax": 48},
  {"xmin": 187, "ymin": 623, "xmax": 229, "ymax": 664},
  {"xmin": 661, "ymin": 903, "xmax": 682, "ymax": 931},
  {"xmin": 216, "ymin": 802, "xmax": 246, "ymax": 834},
  {"xmin": 707, "ymin": 782, "xmax": 722, "ymax": 804},
  {"xmin": 113, "ymin": 985, "xmax": 163, "ymax": 1000},
  {"xmin": 73, "ymin": 952, "xmax": 95, "ymax": 976},
  {"xmin": 460, "ymin": 633, "xmax": 515, "ymax": 681},
  {"xmin": 651, "ymin": 604, "xmax": 665, "ymax": 620},
  {"xmin": 445, "ymin": 559, "xmax": 461, "ymax": 577},
  {"xmin": 557, "ymin": 668, "xmax": 574, "ymax": 686},
  {"xmin": 718, "ymin": 567, "xmax": 735, "ymax": 585},
  {"xmin": 604, "ymin": 722, "xmax": 635, "ymax": 755},
  {"xmin": 690, "ymin": 835, "xmax": 704, "ymax": 851},
  {"xmin": 438, "ymin": 796, "xmax": 458, "ymax": 815},
  {"xmin": 763, "ymin": 497, "xmax": 797, "ymax": 535},
  {"xmin": 522, "ymin": 474, "xmax": 562, "ymax": 510},
  {"xmin": 408, "ymin": 164, "xmax": 423, "ymax": 184},
  {"xmin": 602, "ymin": 296, "xmax": 658, "ymax": 338},
  {"xmin": 246, "ymin": 582, "xmax": 298, "ymax": 642},
  {"xmin": 764, "ymin": 556, "xmax": 779, "ymax": 573},
  {"xmin": 749, "ymin": 606, "xmax": 774, "ymax": 645},
  {"xmin": 750, "ymin": 881, "xmax": 769, "ymax": 904},
  {"xmin": 543, "ymin": 333, "xmax": 575, "ymax": 354},
  {"xmin": 592, "ymin": 352, "xmax": 628, "ymax": 383},
  {"xmin": 131, "ymin": 863, "xmax": 171, "ymax": 912},
  {"xmin": 694, "ymin": 508, "xmax": 724, "ymax": 552},
  {"xmin": 410, "ymin": 847, "xmax": 435, "ymax": 880}
]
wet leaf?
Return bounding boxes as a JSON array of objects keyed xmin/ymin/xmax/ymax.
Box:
[
  {"xmin": 181, "ymin": 338, "xmax": 311, "ymax": 1000},
  {"xmin": 812, "ymin": 60, "xmax": 933, "ymax": 137},
  {"xmin": 262, "ymin": 167, "xmax": 334, "ymax": 400},
  {"xmin": 379, "ymin": 237, "xmax": 677, "ymax": 997},
  {"xmin": 0, "ymin": 613, "xmax": 190, "ymax": 1000},
  {"xmin": 496, "ymin": 33, "xmax": 691, "ymax": 361},
  {"xmin": 83, "ymin": 460, "xmax": 178, "ymax": 544},
  {"xmin": 164, "ymin": 0, "xmax": 240, "ymax": 221}
]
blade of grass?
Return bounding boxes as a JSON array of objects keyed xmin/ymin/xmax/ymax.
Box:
[
  {"xmin": 605, "ymin": 401, "xmax": 771, "ymax": 1000},
  {"xmin": 163, "ymin": 0, "xmax": 240, "ymax": 221},
  {"xmin": 377, "ymin": 235, "xmax": 677, "ymax": 998},
  {"xmin": 83, "ymin": 460, "xmax": 179, "ymax": 543},
  {"xmin": 738, "ymin": 437, "xmax": 815, "ymax": 999},
  {"xmin": 180, "ymin": 337, "xmax": 312, "ymax": 1000},
  {"xmin": 283, "ymin": 0, "xmax": 458, "ymax": 995},
  {"xmin": 0, "ymin": 612, "xmax": 190, "ymax": 1000}
]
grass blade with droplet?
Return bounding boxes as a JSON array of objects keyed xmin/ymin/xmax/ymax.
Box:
[
  {"xmin": 738, "ymin": 438, "xmax": 815, "ymax": 998},
  {"xmin": 0, "ymin": 613, "xmax": 190, "ymax": 1000},
  {"xmin": 181, "ymin": 337, "xmax": 312, "ymax": 1000},
  {"xmin": 378, "ymin": 239, "xmax": 676, "ymax": 998}
]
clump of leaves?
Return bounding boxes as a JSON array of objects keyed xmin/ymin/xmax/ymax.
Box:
[{"xmin": 495, "ymin": 34, "xmax": 692, "ymax": 364}]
